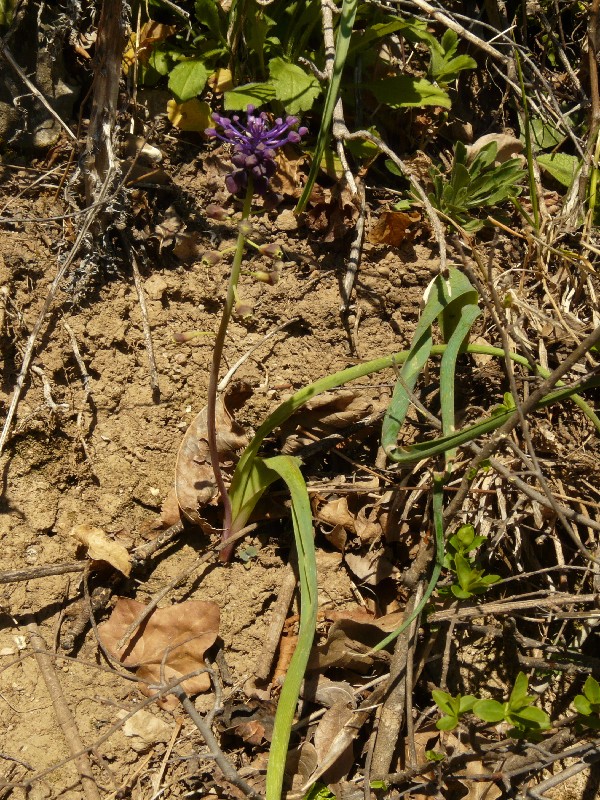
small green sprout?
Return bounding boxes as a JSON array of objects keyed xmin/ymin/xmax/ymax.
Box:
[
  {"xmin": 442, "ymin": 524, "xmax": 501, "ymax": 599},
  {"xmin": 573, "ymin": 676, "xmax": 600, "ymax": 729},
  {"xmin": 472, "ymin": 672, "xmax": 551, "ymax": 739},
  {"xmin": 432, "ymin": 689, "xmax": 477, "ymax": 730}
]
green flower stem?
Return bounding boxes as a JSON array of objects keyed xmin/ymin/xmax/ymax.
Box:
[{"xmin": 206, "ymin": 181, "xmax": 254, "ymax": 561}]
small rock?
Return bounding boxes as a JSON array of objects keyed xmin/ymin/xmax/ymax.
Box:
[{"xmin": 276, "ymin": 209, "xmax": 299, "ymax": 232}]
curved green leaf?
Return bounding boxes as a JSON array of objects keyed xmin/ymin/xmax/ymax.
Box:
[{"xmin": 168, "ymin": 59, "xmax": 208, "ymax": 101}]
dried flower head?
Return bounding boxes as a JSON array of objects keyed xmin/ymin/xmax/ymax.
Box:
[{"xmin": 206, "ymin": 105, "xmax": 308, "ymax": 195}]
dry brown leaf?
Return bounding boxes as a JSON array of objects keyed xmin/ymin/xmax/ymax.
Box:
[
  {"xmin": 344, "ymin": 548, "xmax": 398, "ymax": 585},
  {"xmin": 302, "ymin": 676, "xmax": 355, "ymax": 708},
  {"xmin": 323, "ymin": 524, "xmax": 348, "ymax": 552},
  {"xmin": 175, "ymin": 382, "xmax": 252, "ymax": 524},
  {"xmin": 71, "ymin": 524, "xmax": 131, "ymax": 576},
  {"xmin": 312, "ymin": 699, "xmax": 355, "ymax": 784},
  {"xmin": 120, "ymin": 709, "xmax": 172, "ymax": 753},
  {"xmin": 304, "ymin": 183, "xmax": 360, "ymax": 242},
  {"xmin": 354, "ymin": 504, "xmax": 384, "ymax": 544},
  {"xmin": 466, "ymin": 133, "xmax": 523, "ymax": 165},
  {"xmin": 279, "ymin": 390, "xmax": 377, "ymax": 454},
  {"xmin": 316, "ymin": 497, "xmax": 356, "ymax": 531},
  {"xmin": 270, "ymin": 145, "xmax": 308, "ymax": 198},
  {"xmin": 123, "ymin": 21, "xmax": 176, "ymax": 73},
  {"xmin": 285, "ymin": 742, "xmax": 319, "ymax": 793},
  {"xmin": 368, "ymin": 210, "xmax": 421, "ymax": 246},
  {"xmin": 308, "ymin": 618, "xmax": 390, "ymax": 673},
  {"xmin": 98, "ymin": 598, "xmax": 219, "ymax": 696}
]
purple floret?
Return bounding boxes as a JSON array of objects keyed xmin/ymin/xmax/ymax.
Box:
[{"xmin": 206, "ymin": 105, "xmax": 308, "ymax": 195}]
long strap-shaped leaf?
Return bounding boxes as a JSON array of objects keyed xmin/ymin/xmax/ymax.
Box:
[
  {"xmin": 438, "ymin": 302, "xmax": 481, "ymax": 467},
  {"xmin": 228, "ymin": 344, "xmax": 599, "ymax": 531},
  {"xmin": 387, "ymin": 375, "xmax": 600, "ymax": 465},
  {"xmin": 296, "ymin": 0, "xmax": 359, "ymax": 213},
  {"xmin": 381, "ymin": 268, "xmax": 479, "ymax": 459},
  {"xmin": 260, "ymin": 455, "xmax": 318, "ymax": 800}
]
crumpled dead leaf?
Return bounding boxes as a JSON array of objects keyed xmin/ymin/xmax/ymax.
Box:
[
  {"xmin": 98, "ymin": 598, "xmax": 219, "ymax": 697},
  {"xmin": 344, "ymin": 547, "xmax": 398, "ymax": 585},
  {"xmin": 122, "ymin": 20, "xmax": 176, "ymax": 73},
  {"xmin": 312, "ymin": 699, "xmax": 355, "ymax": 785},
  {"xmin": 269, "ymin": 145, "xmax": 308, "ymax": 198},
  {"xmin": 278, "ymin": 390, "xmax": 379, "ymax": 454},
  {"xmin": 308, "ymin": 618, "xmax": 390, "ymax": 673},
  {"xmin": 285, "ymin": 742, "xmax": 319, "ymax": 793},
  {"xmin": 175, "ymin": 382, "xmax": 252, "ymax": 524},
  {"xmin": 119, "ymin": 709, "xmax": 172, "ymax": 753},
  {"xmin": 303, "ymin": 183, "xmax": 361, "ymax": 242},
  {"xmin": 368, "ymin": 210, "xmax": 421, "ymax": 246},
  {"xmin": 71, "ymin": 524, "xmax": 131, "ymax": 576}
]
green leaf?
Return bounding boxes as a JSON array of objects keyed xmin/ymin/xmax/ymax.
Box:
[
  {"xmin": 510, "ymin": 705, "xmax": 551, "ymax": 728},
  {"xmin": 454, "ymin": 552, "xmax": 473, "ymax": 589},
  {"xmin": 432, "ymin": 689, "xmax": 455, "ymax": 715},
  {"xmin": 473, "ymin": 699, "xmax": 506, "ymax": 723},
  {"xmin": 574, "ymin": 695, "xmax": 593, "ymax": 716},
  {"xmin": 583, "ymin": 675, "xmax": 600, "ymax": 705},
  {"xmin": 459, "ymin": 695, "xmax": 478, "ymax": 714},
  {"xmin": 262, "ymin": 456, "xmax": 317, "ymax": 800},
  {"xmin": 425, "ymin": 750, "xmax": 445, "ymax": 762},
  {"xmin": 508, "ymin": 672, "xmax": 530, "ymax": 708},
  {"xmin": 148, "ymin": 46, "xmax": 171, "ymax": 77},
  {"xmin": 436, "ymin": 714, "xmax": 459, "ymax": 730},
  {"xmin": 537, "ymin": 152, "xmax": 579, "ymax": 188},
  {"xmin": 451, "ymin": 585, "xmax": 473, "ymax": 599},
  {"xmin": 530, "ymin": 117, "xmax": 564, "ymax": 150},
  {"xmin": 268, "ymin": 57, "xmax": 321, "ymax": 114},
  {"xmin": 224, "ymin": 82, "xmax": 277, "ymax": 111},
  {"xmin": 168, "ymin": 59, "xmax": 208, "ymax": 102},
  {"xmin": 194, "ymin": 0, "xmax": 226, "ymax": 43},
  {"xmin": 368, "ymin": 76, "xmax": 451, "ymax": 109},
  {"xmin": 456, "ymin": 524, "xmax": 476, "ymax": 548}
]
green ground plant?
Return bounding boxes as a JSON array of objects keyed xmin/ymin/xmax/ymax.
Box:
[{"xmin": 433, "ymin": 673, "xmax": 552, "ymax": 739}]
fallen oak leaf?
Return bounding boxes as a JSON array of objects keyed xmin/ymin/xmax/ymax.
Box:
[
  {"xmin": 175, "ymin": 381, "xmax": 252, "ymax": 524},
  {"xmin": 71, "ymin": 524, "xmax": 131, "ymax": 576},
  {"xmin": 312, "ymin": 698, "xmax": 356, "ymax": 785},
  {"xmin": 368, "ymin": 210, "xmax": 421, "ymax": 246},
  {"xmin": 98, "ymin": 598, "xmax": 219, "ymax": 696}
]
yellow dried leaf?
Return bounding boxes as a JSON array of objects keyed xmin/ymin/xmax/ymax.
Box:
[
  {"xmin": 71, "ymin": 524, "xmax": 132, "ymax": 576},
  {"xmin": 167, "ymin": 98, "xmax": 212, "ymax": 132},
  {"xmin": 207, "ymin": 68, "xmax": 233, "ymax": 94}
]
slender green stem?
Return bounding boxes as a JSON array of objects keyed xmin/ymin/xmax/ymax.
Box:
[
  {"xmin": 514, "ymin": 47, "xmax": 540, "ymax": 232},
  {"xmin": 370, "ymin": 471, "xmax": 446, "ymax": 653},
  {"xmin": 206, "ymin": 181, "xmax": 253, "ymax": 560}
]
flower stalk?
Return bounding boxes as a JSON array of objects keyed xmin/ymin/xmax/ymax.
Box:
[
  {"xmin": 204, "ymin": 105, "xmax": 306, "ymax": 560},
  {"xmin": 206, "ymin": 180, "xmax": 254, "ymax": 561}
]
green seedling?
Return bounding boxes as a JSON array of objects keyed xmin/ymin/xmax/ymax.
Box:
[
  {"xmin": 472, "ymin": 672, "xmax": 551, "ymax": 738},
  {"xmin": 442, "ymin": 524, "xmax": 500, "ymax": 599},
  {"xmin": 429, "ymin": 140, "xmax": 524, "ymax": 231},
  {"xmin": 573, "ymin": 676, "xmax": 600, "ymax": 729},
  {"xmin": 432, "ymin": 689, "xmax": 477, "ymax": 731}
]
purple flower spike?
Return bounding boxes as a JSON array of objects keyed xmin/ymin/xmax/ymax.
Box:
[{"xmin": 205, "ymin": 105, "xmax": 308, "ymax": 196}]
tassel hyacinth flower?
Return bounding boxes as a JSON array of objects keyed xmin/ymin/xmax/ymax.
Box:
[{"xmin": 206, "ymin": 105, "xmax": 308, "ymax": 195}]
